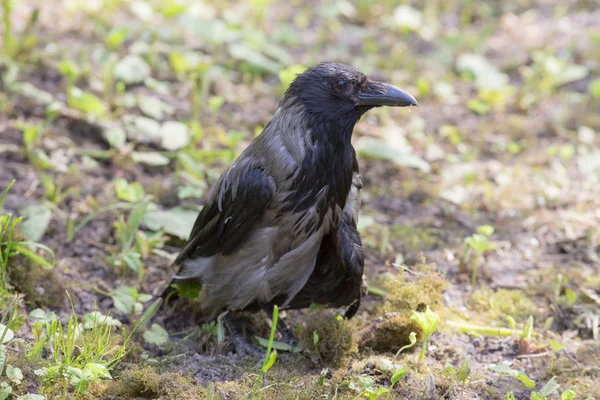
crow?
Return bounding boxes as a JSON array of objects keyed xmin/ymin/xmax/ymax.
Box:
[{"xmin": 162, "ymin": 62, "xmax": 417, "ymax": 352}]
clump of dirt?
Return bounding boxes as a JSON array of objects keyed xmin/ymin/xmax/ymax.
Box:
[
  {"xmin": 360, "ymin": 257, "xmax": 447, "ymax": 352},
  {"xmin": 101, "ymin": 364, "xmax": 206, "ymax": 399},
  {"xmin": 7, "ymin": 254, "xmax": 66, "ymax": 309},
  {"xmin": 299, "ymin": 310, "xmax": 356, "ymax": 366}
]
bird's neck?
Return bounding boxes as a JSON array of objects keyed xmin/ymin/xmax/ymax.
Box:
[{"xmin": 279, "ymin": 110, "xmax": 357, "ymax": 221}]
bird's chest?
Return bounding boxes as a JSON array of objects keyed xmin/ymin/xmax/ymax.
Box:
[
  {"xmin": 284, "ymin": 144, "xmax": 353, "ymax": 211},
  {"xmin": 271, "ymin": 146, "xmax": 353, "ymax": 248}
]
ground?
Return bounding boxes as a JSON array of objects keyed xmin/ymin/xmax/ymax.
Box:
[{"xmin": 1, "ymin": 0, "xmax": 599, "ymax": 399}]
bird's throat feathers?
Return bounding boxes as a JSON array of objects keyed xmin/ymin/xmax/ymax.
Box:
[{"xmin": 276, "ymin": 94, "xmax": 358, "ymax": 222}]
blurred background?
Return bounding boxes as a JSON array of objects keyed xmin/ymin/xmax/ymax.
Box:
[{"xmin": 1, "ymin": 0, "xmax": 600, "ymax": 398}]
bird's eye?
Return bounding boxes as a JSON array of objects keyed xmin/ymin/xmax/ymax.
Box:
[{"xmin": 334, "ymin": 79, "xmax": 347, "ymax": 91}]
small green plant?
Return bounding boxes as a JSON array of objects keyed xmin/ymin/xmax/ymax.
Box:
[
  {"xmin": 200, "ymin": 320, "xmax": 225, "ymax": 351},
  {"xmin": 548, "ymin": 340, "xmax": 565, "ymax": 374},
  {"xmin": 250, "ymin": 305, "xmax": 279, "ymax": 400},
  {"xmin": 410, "ymin": 306, "xmax": 440, "ymax": 360},
  {"xmin": 27, "ymin": 297, "xmax": 160, "ymax": 397},
  {"xmin": 459, "ymin": 224, "xmax": 495, "ymax": 286},
  {"xmin": 111, "ymin": 201, "xmax": 148, "ymax": 279},
  {"xmin": 312, "ymin": 330, "xmax": 323, "ymax": 362},
  {"xmin": 489, "ymin": 362, "xmax": 535, "ymax": 389},
  {"xmin": 107, "ymin": 179, "xmax": 154, "ymax": 279},
  {"xmin": 58, "ymin": 60, "xmax": 107, "ymax": 117},
  {"xmin": 395, "ymin": 331, "xmax": 417, "ymax": 358},
  {"xmin": 347, "ymin": 375, "xmax": 389, "ymax": 400},
  {"xmin": 519, "ymin": 51, "xmax": 589, "ymax": 109},
  {"xmin": 519, "ymin": 316, "xmax": 535, "ymax": 354},
  {"xmin": 385, "ymin": 364, "xmax": 408, "ymax": 400},
  {"xmin": 441, "ymin": 357, "xmax": 471, "ymax": 398},
  {"xmin": 106, "ymin": 285, "xmax": 153, "ymax": 317},
  {"xmin": 1, "ymin": 181, "xmax": 56, "ymax": 304}
]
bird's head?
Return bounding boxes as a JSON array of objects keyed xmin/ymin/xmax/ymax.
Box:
[{"xmin": 283, "ymin": 62, "xmax": 418, "ymax": 129}]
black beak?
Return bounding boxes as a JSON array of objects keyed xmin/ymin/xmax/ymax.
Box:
[{"xmin": 357, "ymin": 82, "xmax": 419, "ymax": 107}]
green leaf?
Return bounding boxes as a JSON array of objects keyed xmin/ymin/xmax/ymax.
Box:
[
  {"xmin": 82, "ymin": 311, "xmax": 122, "ymax": 329},
  {"xmin": 504, "ymin": 392, "xmax": 515, "ymax": 400},
  {"xmin": 128, "ymin": 115, "xmax": 161, "ymax": 142},
  {"xmin": 28, "ymin": 308, "xmax": 47, "ymax": 321},
  {"xmin": 137, "ymin": 96, "xmax": 174, "ymax": 120},
  {"xmin": 143, "ymin": 323, "xmax": 169, "ymax": 345},
  {"xmin": 6, "ymin": 365, "xmax": 23, "ymax": 385},
  {"xmin": 410, "ymin": 306, "xmax": 440, "ymax": 339},
  {"xmin": 104, "ymin": 126, "xmax": 127, "ymax": 149},
  {"xmin": 456, "ymin": 357, "xmax": 471, "ymax": 382},
  {"xmin": 58, "ymin": 61, "xmax": 80, "ymax": 80},
  {"xmin": 114, "ymin": 179, "xmax": 145, "ymax": 202},
  {"xmin": 476, "ymin": 225, "xmax": 494, "ymax": 237},
  {"xmin": 254, "ymin": 337, "xmax": 304, "ymax": 353},
  {"xmin": 131, "ymin": 151, "xmax": 170, "ymax": 166},
  {"xmin": 111, "ymin": 285, "xmax": 138, "ymax": 314},
  {"xmin": 18, "ymin": 204, "xmax": 52, "ymax": 242},
  {"xmin": 12, "ymin": 242, "xmax": 55, "ymax": 269},
  {"xmin": 548, "ymin": 340, "xmax": 565, "ymax": 353},
  {"xmin": 313, "ymin": 330, "xmax": 319, "ymax": 346},
  {"xmin": 262, "ymin": 349, "xmax": 277, "ymax": 372},
  {"xmin": 208, "ymin": 96, "xmax": 225, "ymax": 115},
  {"xmin": 564, "ymin": 288, "xmax": 577, "ymax": 306},
  {"xmin": 160, "ymin": 121, "xmax": 190, "ymax": 151},
  {"xmin": 82, "ymin": 363, "xmax": 111, "ymax": 380},
  {"xmin": 143, "ymin": 206, "xmax": 198, "ymax": 239},
  {"xmin": 170, "ymin": 281, "xmax": 201, "ymax": 300},
  {"xmin": 68, "ymin": 87, "xmax": 107, "ymax": 117},
  {"xmin": 106, "ymin": 27, "xmax": 128, "ymax": 50},
  {"xmin": 114, "ymin": 55, "xmax": 150, "ymax": 85},
  {"xmin": 442, "ymin": 361, "xmax": 456, "ymax": 377},
  {"xmin": 160, "ymin": 0, "xmax": 188, "ymax": 18},
  {"xmin": 489, "ymin": 363, "xmax": 535, "ymax": 389},
  {"xmin": 0, "ymin": 386, "xmax": 12, "ymax": 400},
  {"xmin": 391, "ymin": 365, "xmax": 409, "ymax": 384},
  {"xmin": 561, "ymin": 386, "xmax": 577, "ymax": 400},
  {"xmin": 535, "ymin": 377, "xmax": 560, "ymax": 398},
  {"xmin": 120, "ymin": 251, "xmax": 142, "ymax": 274}
]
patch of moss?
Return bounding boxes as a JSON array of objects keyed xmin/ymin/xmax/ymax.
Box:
[
  {"xmin": 392, "ymin": 225, "xmax": 441, "ymax": 256},
  {"xmin": 381, "ymin": 261, "xmax": 447, "ymax": 315},
  {"xmin": 7, "ymin": 254, "xmax": 65, "ymax": 309},
  {"xmin": 360, "ymin": 257, "xmax": 447, "ymax": 352},
  {"xmin": 299, "ymin": 310, "xmax": 356, "ymax": 366},
  {"xmin": 102, "ymin": 364, "xmax": 206, "ymax": 399},
  {"xmin": 537, "ymin": 341, "xmax": 600, "ymax": 398},
  {"xmin": 216, "ymin": 369, "xmax": 352, "ymax": 400},
  {"xmin": 469, "ymin": 286, "xmax": 538, "ymax": 321}
]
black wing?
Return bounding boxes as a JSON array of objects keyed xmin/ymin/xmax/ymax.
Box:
[{"xmin": 163, "ymin": 166, "xmax": 276, "ymax": 300}]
